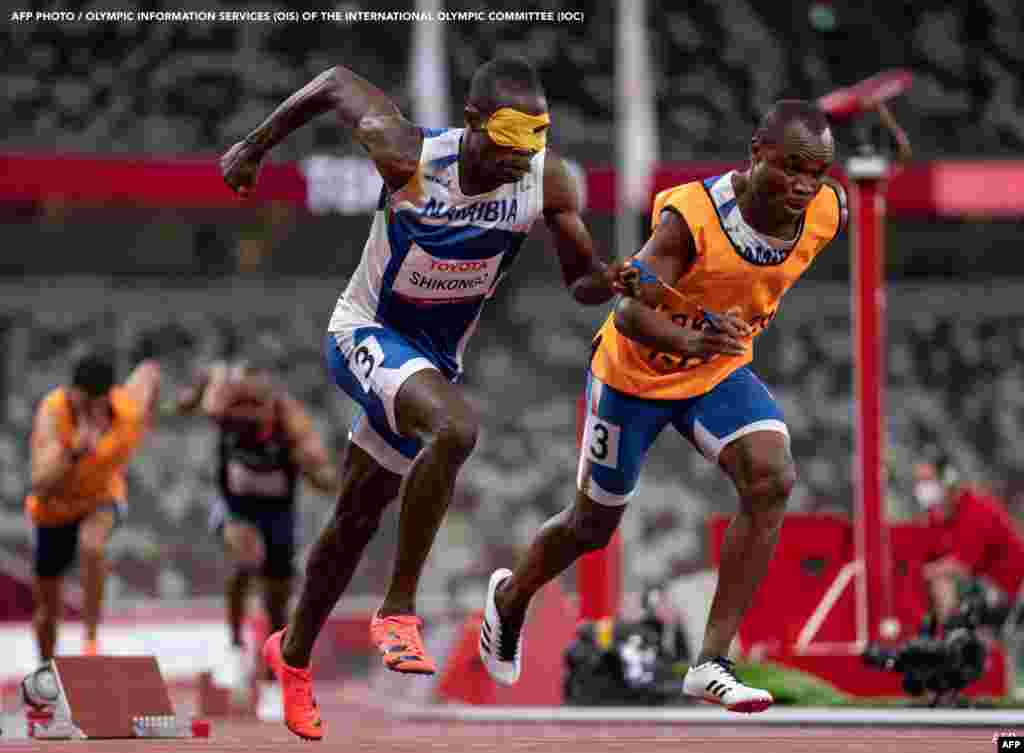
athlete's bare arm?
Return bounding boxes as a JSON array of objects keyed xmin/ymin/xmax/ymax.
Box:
[
  {"xmin": 221, "ymin": 65, "xmax": 422, "ymax": 194},
  {"xmin": 543, "ymin": 152, "xmax": 629, "ymax": 305},
  {"xmin": 197, "ymin": 362, "xmax": 234, "ymax": 418},
  {"xmin": 174, "ymin": 366, "xmax": 213, "ymax": 415},
  {"xmin": 613, "ymin": 209, "xmax": 749, "ymax": 359},
  {"xmin": 122, "ymin": 359, "xmax": 162, "ymax": 426},
  {"xmin": 29, "ymin": 404, "xmax": 90, "ymax": 497},
  {"xmin": 279, "ymin": 394, "xmax": 339, "ymax": 495},
  {"xmin": 873, "ymin": 101, "xmax": 912, "ymax": 166}
]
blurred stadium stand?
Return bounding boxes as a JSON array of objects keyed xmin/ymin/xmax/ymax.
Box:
[
  {"xmin": 3, "ymin": 271, "xmax": 1024, "ymax": 607},
  {"xmin": 2, "ymin": 1, "xmax": 1022, "ymax": 159}
]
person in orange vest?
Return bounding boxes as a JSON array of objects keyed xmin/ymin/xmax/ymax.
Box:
[
  {"xmin": 26, "ymin": 350, "xmax": 161, "ymax": 661},
  {"xmin": 479, "ymin": 100, "xmax": 849, "ymax": 713}
]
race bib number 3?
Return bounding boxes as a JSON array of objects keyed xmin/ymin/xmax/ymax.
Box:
[
  {"xmin": 349, "ymin": 335, "xmax": 385, "ymax": 393},
  {"xmin": 583, "ymin": 412, "xmax": 622, "ymax": 469}
]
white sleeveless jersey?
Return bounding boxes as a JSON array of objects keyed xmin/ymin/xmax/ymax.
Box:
[{"xmin": 328, "ymin": 127, "xmax": 546, "ymax": 377}]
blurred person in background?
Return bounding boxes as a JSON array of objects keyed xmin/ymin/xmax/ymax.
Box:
[
  {"xmin": 916, "ymin": 451, "xmax": 1024, "ymax": 628},
  {"xmin": 220, "ymin": 56, "xmax": 632, "ymax": 739},
  {"xmin": 174, "ymin": 359, "xmax": 337, "ymax": 721},
  {"xmin": 25, "ymin": 350, "xmax": 161, "ymax": 662},
  {"xmin": 480, "ymin": 100, "xmax": 849, "ymax": 713}
]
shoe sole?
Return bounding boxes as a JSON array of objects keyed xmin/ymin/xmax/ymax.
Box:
[
  {"xmin": 728, "ymin": 698, "xmax": 773, "ymax": 713},
  {"xmin": 382, "ymin": 659, "xmax": 436, "ymax": 675},
  {"xmin": 689, "ymin": 694, "xmax": 774, "ymax": 714},
  {"xmin": 373, "ymin": 638, "xmax": 437, "ymax": 674},
  {"xmin": 286, "ymin": 723, "xmax": 323, "ymax": 742}
]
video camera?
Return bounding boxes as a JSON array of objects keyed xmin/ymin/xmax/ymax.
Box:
[
  {"xmin": 862, "ymin": 584, "xmax": 1011, "ymax": 702},
  {"xmin": 563, "ymin": 585, "xmax": 689, "ymax": 706}
]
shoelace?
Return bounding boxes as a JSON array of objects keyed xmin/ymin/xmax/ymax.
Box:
[
  {"xmin": 386, "ymin": 620, "xmax": 427, "ymax": 659},
  {"xmin": 404, "ymin": 632, "xmax": 427, "ymax": 659},
  {"xmin": 710, "ymin": 656, "xmax": 740, "ymax": 685}
]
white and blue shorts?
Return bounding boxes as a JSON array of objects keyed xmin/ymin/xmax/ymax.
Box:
[
  {"xmin": 325, "ymin": 327, "xmax": 451, "ymax": 475},
  {"xmin": 577, "ymin": 366, "xmax": 789, "ymax": 506}
]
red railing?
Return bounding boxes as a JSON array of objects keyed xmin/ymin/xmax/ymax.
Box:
[{"xmin": 3, "ymin": 152, "xmax": 1024, "ymax": 217}]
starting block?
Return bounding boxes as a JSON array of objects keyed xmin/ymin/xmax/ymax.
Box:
[{"xmin": 22, "ymin": 656, "xmax": 208, "ymax": 739}]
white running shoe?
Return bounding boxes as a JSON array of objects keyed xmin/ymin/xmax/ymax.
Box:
[
  {"xmin": 479, "ymin": 568, "xmax": 523, "ymax": 686},
  {"xmin": 215, "ymin": 643, "xmax": 252, "ymax": 704},
  {"xmin": 256, "ymin": 681, "xmax": 284, "ymax": 722},
  {"xmin": 682, "ymin": 657, "xmax": 774, "ymax": 713}
]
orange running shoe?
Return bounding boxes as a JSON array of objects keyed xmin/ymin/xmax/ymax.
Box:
[
  {"xmin": 369, "ymin": 613, "xmax": 437, "ymax": 674},
  {"xmin": 83, "ymin": 639, "xmax": 98, "ymax": 657},
  {"xmin": 261, "ymin": 630, "xmax": 323, "ymax": 741}
]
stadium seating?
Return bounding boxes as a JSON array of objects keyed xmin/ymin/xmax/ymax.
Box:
[
  {"xmin": 2, "ymin": 1, "xmax": 1022, "ymax": 159},
  {"xmin": 2, "ymin": 273, "xmax": 1023, "ymax": 611}
]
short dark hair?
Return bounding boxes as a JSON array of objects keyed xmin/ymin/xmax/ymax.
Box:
[
  {"xmin": 468, "ymin": 57, "xmax": 545, "ymax": 114},
  {"xmin": 71, "ymin": 351, "xmax": 116, "ymax": 397},
  {"xmin": 755, "ymin": 99, "xmax": 830, "ymax": 146}
]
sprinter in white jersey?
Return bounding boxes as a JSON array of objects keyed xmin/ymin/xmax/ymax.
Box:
[{"xmin": 220, "ymin": 57, "xmax": 631, "ymax": 740}]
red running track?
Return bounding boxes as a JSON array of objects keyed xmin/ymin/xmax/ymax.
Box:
[{"xmin": 0, "ymin": 684, "xmax": 1000, "ymax": 752}]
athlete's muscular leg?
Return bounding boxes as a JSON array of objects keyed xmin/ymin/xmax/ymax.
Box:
[
  {"xmin": 698, "ymin": 431, "xmax": 794, "ymax": 662},
  {"xmin": 262, "ymin": 577, "xmax": 291, "ymax": 637},
  {"xmin": 282, "ymin": 443, "xmax": 402, "ymax": 667},
  {"xmin": 495, "ymin": 490, "xmax": 626, "ymax": 626},
  {"xmin": 222, "ymin": 521, "xmax": 264, "ymax": 647},
  {"xmin": 33, "ymin": 576, "xmax": 61, "ymax": 661},
  {"xmin": 78, "ymin": 509, "xmax": 116, "ymax": 644},
  {"xmin": 378, "ymin": 370, "xmax": 479, "ymax": 617}
]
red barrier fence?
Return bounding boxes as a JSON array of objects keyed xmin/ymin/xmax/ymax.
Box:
[{"xmin": 3, "ymin": 152, "xmax": 1024, "ymax": 217}]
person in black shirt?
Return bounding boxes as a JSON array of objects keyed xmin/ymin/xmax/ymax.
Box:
[{"xmin": 175, "ymin": 360, "xmax": 337, "ymax": 719}]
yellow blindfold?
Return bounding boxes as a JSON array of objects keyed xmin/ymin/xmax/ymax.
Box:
[{"xmin": 484, "ymin": 108, "xmax": 550, "ymax": 152}]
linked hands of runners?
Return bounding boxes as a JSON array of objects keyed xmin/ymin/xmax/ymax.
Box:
[
  {"xmin": 615, "ymin": 290, "xmax": 750, "ymax": 362},
  {"xmin": 607, "ymin": 259, "xmax": 641, "ymax": 298},
  {"xmin": 675, "ymin": 308, "xmax": 751, "ymax": 360}
]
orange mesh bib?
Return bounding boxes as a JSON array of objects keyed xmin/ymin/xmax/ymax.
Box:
[
  {"xmin": 27, "ymin": 387, "xmax": 145, "ymax": 526},
  {"xmin": 591, "ymin": 176, "xmax": 842, "ymax": 399}
]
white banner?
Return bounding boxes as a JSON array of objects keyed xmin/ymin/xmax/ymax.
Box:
[
  {"xmin": 300, "ymin": 155, "xmax": 384, "ymax": 215},
  {"xmin": 301, "ymin": 155, "xmax": 586, "ymax": 215}
]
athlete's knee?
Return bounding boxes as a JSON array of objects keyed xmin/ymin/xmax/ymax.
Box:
[
  {"xmin": 729, "ymin": 442, "xmax": 798, "ymax": 506},
  {"xmin": 232, "ymin": 547, "xmax": 265, "ymax": 571},
  {"xmin": 735, "ymin": 458, "xmax": 796, "ymax": 522},
  {"xmin": 78, "ymin": 538, "xmax": 106, "ymax": 562},
  {"xmin": 224, "ymin": 526, "xmax": 264, "ymax": 569},
  {"xmin": 33, "ymin": 584, "xmax": 60, "ymax": 621},
  {"xmin": 568, "ymin": 501, "xmax": 620, "ymax": 554},
  {"xmin": 430, "ymin": 412, "xmax": 479, "ymax": 462},
  {"xmin": 34, "ymin": 601, "xmax": 58, "ymax": 622},
  {"xmin": 737, "ymin": 462, "xmax": 795, "ymax": 504},
  {"xmin": 79, "ymin": 525, "xmax": 113, "ymax": 561}
]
